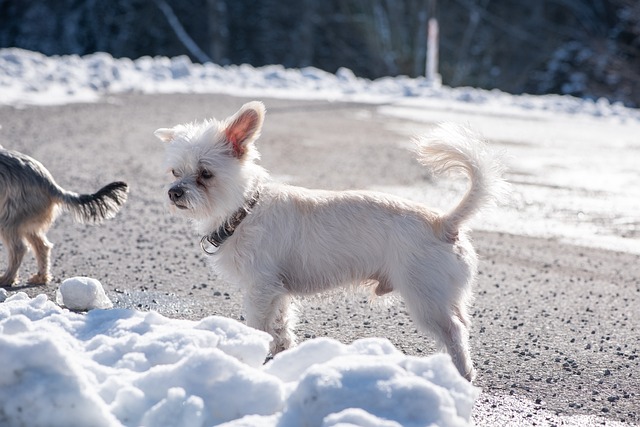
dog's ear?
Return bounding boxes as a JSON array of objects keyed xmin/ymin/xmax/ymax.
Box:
[
  {"xmin": 154, "ymin": 128, "xmax": 176, "ymax": 143},
  {"xmin": 224, "ymin": 101, "xmax": 265, "ymax": 158}
]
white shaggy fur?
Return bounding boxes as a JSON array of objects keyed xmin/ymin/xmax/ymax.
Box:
[{"xmin": 156, "ymin": 102, "xmax": 507, "ymax": 382}]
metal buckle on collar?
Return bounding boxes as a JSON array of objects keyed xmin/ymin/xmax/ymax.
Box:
[{"xmin": 200, "ymin": 234, "xmax": 220, "ymax": 256}]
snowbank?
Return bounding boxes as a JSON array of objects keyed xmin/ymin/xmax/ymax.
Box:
[
  {"xmin": 2, "ymin": 48, "xmax": 639, "ymax": 124},
  {"xmin": 0, "ymin": 292, "xmax": 478, "ymax": 427}
]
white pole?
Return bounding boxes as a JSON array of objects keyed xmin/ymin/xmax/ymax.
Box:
[{"xmin": 425, "ymin": 10, "xmax": 442, "ymax": 87}]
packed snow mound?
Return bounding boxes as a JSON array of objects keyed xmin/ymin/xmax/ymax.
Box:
[
  {"xmin": 0, "ymin": 293, "xmax": 479, "ymax": 427},
  {"xmin": 56, "ymin": 276, "xmax": 113, "ymax": 310}
]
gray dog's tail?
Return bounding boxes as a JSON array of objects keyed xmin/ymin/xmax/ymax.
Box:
[{"xmin": 60, "ymin": 181, "xmax": 129, "ymax": 224}]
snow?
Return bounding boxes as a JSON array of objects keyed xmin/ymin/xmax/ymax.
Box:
[
  {"xmin": 1, "ymin": 48, "xmax": 639, "ymax": 426},
  {"xmin": 1, "ymin": 48, "xmax": 639, "ymax": 123},
  {"xmin": 56, "ymin": 277, "xmax": 113, "ymax": 310},
  {"xmin": 0, "ymin": 292, "xmax": 477, "ymax": 427}
]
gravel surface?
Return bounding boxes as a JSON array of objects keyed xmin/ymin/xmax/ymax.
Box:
[{"xmin": 1, "ymin": 94, "xmax": 638, "ymax": 425}]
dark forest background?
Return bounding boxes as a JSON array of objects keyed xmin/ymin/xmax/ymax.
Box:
[{"xmin": 1, "ymin": 0, "xmax": 639, "ymax": 107}]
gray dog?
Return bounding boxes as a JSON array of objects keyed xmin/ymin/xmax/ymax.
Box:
[{"xmin": 0, "ymin": 147, "xmax": 128, "ymax": 287}]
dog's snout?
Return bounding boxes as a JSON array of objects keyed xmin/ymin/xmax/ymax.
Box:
[{"xmin": 168, "ymin": 186, "xmax": 184, "ymax": 202}]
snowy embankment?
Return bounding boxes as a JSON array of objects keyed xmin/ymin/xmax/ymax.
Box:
[
  {"xmin": 1, "ymin": 47, "xmax": 639, "ymax": 124},
  {"xmin": 0, "ymin": 288, "xmax": 477, "ymax": 427}
]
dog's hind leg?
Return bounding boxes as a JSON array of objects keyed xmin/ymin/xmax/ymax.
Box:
[
  {"xmin": 25, "ymin": 232, "xmax": 53, "ymax": 285},
  {"xmin": 404, "ymin": 295, "xmax": 475, "ymax": 381},
  {"xmin": 395, "ymin": 271, "xmax": 476, "ymax": 382},
  {"xmin": 434, "ymin": 311, "xmax": 476, "ymax": 382},
  {"xmin": 0, "ymin": 230, "xmax": 27, "ymax": 287}
]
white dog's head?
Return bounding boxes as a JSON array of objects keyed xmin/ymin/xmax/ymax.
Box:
[{"xmin": 155, "ymin": 101, "xmax": 267, "ymax": 232}]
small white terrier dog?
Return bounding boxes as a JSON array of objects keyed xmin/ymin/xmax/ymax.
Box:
[{"xmin": 156, "ymin": 101, "xmax": 506, "ymax": 381}]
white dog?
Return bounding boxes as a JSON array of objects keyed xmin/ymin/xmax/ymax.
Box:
[{"xmin": 156, "ymin": 101, "xmax": 506, "ymax": 381}]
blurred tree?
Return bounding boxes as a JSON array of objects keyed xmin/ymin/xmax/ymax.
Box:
[
  {"xmin": 207, "ymin": 0, "xmax": 228, "ymax": 64},
  {"xmin": 530, "ymin": 0, "xmax": 640, "ymax": 105}
]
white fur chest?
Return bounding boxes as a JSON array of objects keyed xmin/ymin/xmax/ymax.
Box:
[{"xmin": 205, "ymin": 241, "xmax": 249, "ymax": 289}]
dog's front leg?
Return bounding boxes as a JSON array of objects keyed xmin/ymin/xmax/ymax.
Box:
[{"xmin": 243, "ymin": 285, "xmax": 297, "ymax": 355}]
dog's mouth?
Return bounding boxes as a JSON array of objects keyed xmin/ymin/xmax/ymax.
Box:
[{"xmin": 171, "ymin": 201, "xmax": 190, "ymax": 210}]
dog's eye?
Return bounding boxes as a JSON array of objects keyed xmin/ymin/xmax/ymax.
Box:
[
  {"xmin": 200, "ymin": 169, "xmax": 213, "ymax": 180},
  {"xmin": 171, "ymin": 169, "xmax": 181, "ymax": 178}
]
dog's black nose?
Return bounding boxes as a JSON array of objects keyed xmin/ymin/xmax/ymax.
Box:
[{"xmin": 168, "ymin": 187, "xmax": 184, "ymax": 202}]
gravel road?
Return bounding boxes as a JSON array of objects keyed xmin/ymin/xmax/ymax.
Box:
[{"xmin": 1, "ymin": 94, "xmax": 638, "ymax": 426}]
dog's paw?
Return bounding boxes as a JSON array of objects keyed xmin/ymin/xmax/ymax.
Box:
[
  {"xmin": 269, "ymin": 332, "xmax": 297, "ymax": 355},
  {"xmin": 0, "ymin": 276, "xmax": 19, "ymax": 287},
  {"xmin": 27, "ymin": 273, "xmax": 51, "ymax": 285},
  {"xmin": 465, "ymin": 367, "xmax": 477, "ymax": 383}
]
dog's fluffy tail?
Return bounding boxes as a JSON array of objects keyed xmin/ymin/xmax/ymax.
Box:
[
  {"xmin": 414, "ymin": 123, "xmax": 507, "ymax": 241},
  {"xmin": 60, "ymin": 181, "xmax": 129, "ymax": 224}
]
